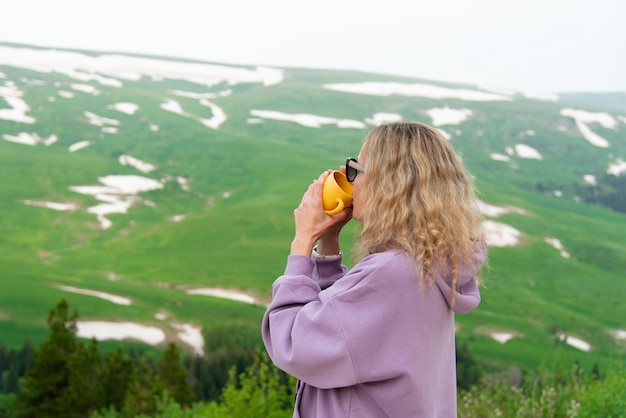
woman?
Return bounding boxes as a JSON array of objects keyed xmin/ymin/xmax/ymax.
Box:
[{"xmin": 262, "ymin": 121, "xmax": 487, "ymax": 417}]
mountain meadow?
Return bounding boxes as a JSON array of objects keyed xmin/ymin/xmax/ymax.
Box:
[{"xmin": 1, "ymin": 43, "xmax": 625, "ymax": 416}]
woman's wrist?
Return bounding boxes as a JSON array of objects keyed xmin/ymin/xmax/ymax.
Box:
[
  {"xmin": 316, "ymin": 234, "xmax": 340, "ymax": 255},
  {"xmin": 290, "ymin": 236, "xmax": 316, "ymax": 256}
]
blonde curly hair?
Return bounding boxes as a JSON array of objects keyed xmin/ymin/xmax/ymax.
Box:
[{"xmin": 355, "ymin": 122, "xmax": 485, "ymax": 290}]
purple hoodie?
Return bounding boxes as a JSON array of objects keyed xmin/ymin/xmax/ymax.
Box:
[{"xmin": 262, "ymin": 243, "xmax": 486, "ymax": 418}]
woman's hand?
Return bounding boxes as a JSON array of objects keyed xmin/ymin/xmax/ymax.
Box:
[{"xmin": 291, "ymin": 170, "xmax": 352, "ymax": 256}]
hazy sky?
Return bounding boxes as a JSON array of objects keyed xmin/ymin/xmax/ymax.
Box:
[{"xmin": 1, "ymin": 0, "xmax": 624, "ymax": 93}]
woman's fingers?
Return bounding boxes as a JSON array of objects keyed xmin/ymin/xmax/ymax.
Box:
[{"xmin": 303, "ymin": 170, "xmax": 330, "ymax": 203}]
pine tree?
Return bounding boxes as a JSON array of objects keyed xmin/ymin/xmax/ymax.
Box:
[
  {"xmin": 64, "ymin": 338, "xmax": 105, "ymax": 416},
  {"xmin": 456, "ymin": 340, "xmax": 482, "ymax": 390},
  {"xmin": 156, "ymin": 343, "xmax": 195, "ymax": 407},
  {"xmin": 15, "ymin": 298, "xmax": 79, "ymax": 418},
  {"xmin": 3, "ymin": 366, "xmax": 20, "ymax": 394},
  {"xmin": 0, "ymin": 345, "xmax": 13, "ymax": 391},
  {"xmin": 17, "ymin": 341, "xmax": 35, "ymax": 377},
  {"xmin": 100, "ymin": 347, "xmax": 133, "ymax": 411},
  {"xmin": 123, "ymin": 358, "xmax": 160, "ymax": 417}
]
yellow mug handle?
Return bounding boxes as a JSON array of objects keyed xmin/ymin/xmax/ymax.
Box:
[{"xmin": 325, "ymin": 198, "xmax": 345, "ymax": 216}]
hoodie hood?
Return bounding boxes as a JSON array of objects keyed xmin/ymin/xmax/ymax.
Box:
[{"xmin": 434, "ymin": 240, "xmax": 487, "ymax": 313}]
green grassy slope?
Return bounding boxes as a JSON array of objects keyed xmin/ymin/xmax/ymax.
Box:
[{"xmin": 1, "ymin": 44, "xmax": 624, "ymax": 374}]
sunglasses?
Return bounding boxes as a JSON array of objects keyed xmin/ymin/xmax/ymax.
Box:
[{"xmin": 346, "ymin": 157, "xmax": 365, "ymax": 183}]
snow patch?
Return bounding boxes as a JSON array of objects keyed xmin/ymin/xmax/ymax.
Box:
[
  {"xmin": 109, "ymin": 102, "xmax": 139, "ymax": 115},
  {"xmin": 76, "ymin": 319, "xmax": 205, "ymax": 354},
  {"xmin": 69, "ymin": 140, "xmax": 91, "ymax": 152},
  {"xmin": 57, "ymin": 285, "xmax": 131, "ymax": 305},
  {"xmin": 607, "ymin": 158, "xmax": 626, "ymax": 176},
  {"xmin": 161, "ymin": 99, "xmax": 184, "ymax": 114},
  {"xmin": 101, "ymin": 126, "xmax": 118, "ymax": 134},
  {"xmin": 426, "ymin": 107, "xmax": 473, "ymax": 126},
  {"xmin": 490, "ymin": 153, "xmax": 511, "ymax": 162},
  {"xmin": 186, "ymin": 288, "xmax": 260, "ymax": 305},
  {"xmin": 574, "ymin": 120, "xmax": 610, "ymax": 148},
  {"xmin": 161, "ymin": 98, "xmax": 227, "ymax": 129},
  {"xmin": 249, "ymin": 109, "xmax": 366, "ymax": 129},
  {"xmin": 513, "ymin": 144, "xmax": 543, "ymax": 160},
  {"xmin": 324, "ymin": 82, "xmax": 513, "ymax": 101},
  {"xmin": 69, "ymin": 175, "xmax": 163, "ymax": 229},
  {"xmin": 58, "ymin": 90, "xmax": 75, "ymax": 99},
  {"xmin": 483, "ymin": 220, "xmax": 522, "ymax": 247},
  {"xmin": 23, "ymin": 200, "xmax": 76, "ymax": 211},
  {"xmin": 176, "ymin": 177, "xmax": 190, "ymax": 191},
  {"xmin": 558, "ymin": 334, "xmax": 591, "ymax": 352},
  {"xmin": 364, "ymin": 113, "xmax": 403, "ymax": 125},
  {"xmin": 560, "ymin": 108, "xmax": 615, "ymax": 148},
  {"xmin": 2, "ymin": 132, "xmax": 57, "ymax": 146},
  {"xmin": 76, "ymin": 321, "xmax": 165, "ymax": 345},
  {"xmin": 560, "ymin": 108, "xmax": 617, "ymax": 129},
  {"xmin": 98, "ymin": 175, "xmax": 162, "ymax": 194},
  {"xmin": 583, "ymin": 174, "xmax": 597, "ymax": 185},
  {"xmin": 199, "ymin": 99, "xmax": 227, "ymax": 129},
  {"xmin": 170, "ymin": 89, "xmax": 232, "ymax": 99},
  {"xmin": 84, "ymin": 111, "xmax": 120, "ymax": 127},
  {"xmin": 71, "ymin": 83, "xmax": 100, "ymax": 95},
  {"xmin": 172, "ymin": 323, "xmax": 204, "ymax": 356},
  {"xmin": 490, "ymin": 332, "xmax": 515, "ymax": 344},
  {"xmin": 119, "ymin": 154, "xmax": 156, "ymax": 173},
  {"xmin": 544, "ymin": 237, "xmax": 571, "ymax": 259},
  {"xmin": 0, "ymin": 84, "xmax": 36, "ymax": 123},
  {"xmin": 478, "ymin": 200, "xmax": 526, "ymax": 217}
]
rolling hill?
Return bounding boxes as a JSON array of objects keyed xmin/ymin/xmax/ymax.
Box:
[{"xmin": 1, "ymin": 43, "xmax": 625, "ymax": 375}]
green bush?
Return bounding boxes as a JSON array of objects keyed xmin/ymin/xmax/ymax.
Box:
[
  {"xmin": 577, "ymin": 368, "xmax": 626, "ymax": 418},
  {"xmin": 458, "ymin": 364, "xmax": 626, "ymax": 418},
  {"xmin": 90, "ymin": 353, "xmax": 295, "ymax": 418},
  {"xmin": 0, "ymin": 393, "xmax": 18, "ymax": 418}
]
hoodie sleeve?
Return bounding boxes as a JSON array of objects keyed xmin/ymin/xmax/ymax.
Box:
[
  {"xmin": 262, "ymin": 255, "xmax": 359, "ymax": 389},
  {"xmin": 312, "ymin": 256, "xmax": 349, "ymax": 289}
]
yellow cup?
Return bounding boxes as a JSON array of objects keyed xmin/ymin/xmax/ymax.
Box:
[{"xmin": 322, "ymin": 170, "xmax": 353, "ymax": 215}]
